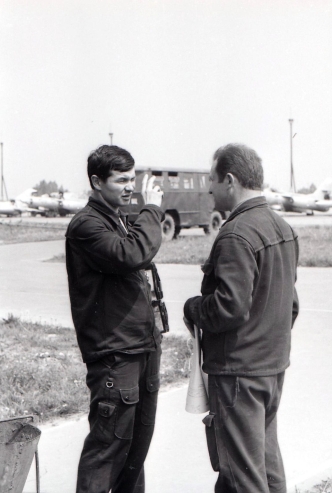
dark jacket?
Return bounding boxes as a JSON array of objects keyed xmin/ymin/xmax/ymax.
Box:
[
  {"xmin": 184, "ymin": 196, "xmax": 299, "ymax": 377},
  {"xmin": 65, "ymin": 197, "xmax": 165, "ymax": 363}
]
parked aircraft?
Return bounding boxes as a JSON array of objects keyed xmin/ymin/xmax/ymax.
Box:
[
  {"xmin": 0, "ymin": 189, "xmax": 41, "ymax": 216},
  {"xmin": 0, "ymin": 199, "xmax": 20, "ymax": 216},
  {"xmin": 264, "ymin": 178, "xmax": 332, "ymax": 214},
  {"xmin": 18, "ymin": 190, "xmax": 87, "ymax": 217},
  {"xmin": 58, "ymin": 194, "xmax": 87, "ymax": 216}
]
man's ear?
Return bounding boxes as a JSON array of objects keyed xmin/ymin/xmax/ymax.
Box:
[
  {"xmin": 225, "ymin": 173, "xmax": 235, "ymax": 187},
  {"xmin": 91, "ymin": 175, "xmax": 102, "ymax": 190}
]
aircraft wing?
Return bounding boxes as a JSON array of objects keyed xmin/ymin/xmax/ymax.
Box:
[{"xmin": 280, "ymin": 193, "xmax": 295, "ymax": 200}]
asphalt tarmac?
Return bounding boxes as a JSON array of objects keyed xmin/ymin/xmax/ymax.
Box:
[{"xmin": 0, "ymin": 239, "xmax": 331, "ymax": 492}]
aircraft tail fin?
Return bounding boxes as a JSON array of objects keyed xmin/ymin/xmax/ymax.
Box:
[{"xmin": 314, "ymin": 178, "xmax": 332, "ymax": 200}]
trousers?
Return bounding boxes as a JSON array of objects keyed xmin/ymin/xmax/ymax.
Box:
[
  {"xmin": 76, "ymin": 346, "xmax": 161, "ymax": 493},
  {"xmin": 203, "ymin": 373, "xmax": 286, "ymax": 493}
]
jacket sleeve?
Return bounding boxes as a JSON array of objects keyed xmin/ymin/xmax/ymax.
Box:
[
  {"xmin": 67, "ymin": 205, "xmax": 164, "ymax": 275},
  {"xmin": 184, "ymin": 234, "xmax": 258, "ymax": 333}
]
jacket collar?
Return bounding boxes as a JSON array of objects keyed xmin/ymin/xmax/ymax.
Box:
[
  {"xmin": 223, "ymin": 195, "xmax": 268, "ymax": 225},
  {"xmin": 88, "ymin": 196, "xmax": 129, "ymax": 226}
]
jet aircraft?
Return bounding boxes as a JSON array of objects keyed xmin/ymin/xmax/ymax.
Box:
[
  {"xmin": 0, "ymin": 189, "xmax": 41, "ymax": 216},
  {"xmin": 0, "ymin": 199, "xmax": 20, "ymax": 216},
  {"xmin": 58, "ymin": 196, "xmax": 87, "ymax": 216},
  {"xmin": 16, "ymin": 190, "xmax": 87, "ymax": 217},
  {"xmin": 264, "ymin": 178, "xmax": 332, "ymax": 214}
]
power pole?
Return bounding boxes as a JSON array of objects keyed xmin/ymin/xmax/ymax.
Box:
[
  {"xmin": 289, "ymin": 119, "xmax": 296, "ymax": 192},
  {"xmin": 109, "ymin": 133, "xmax": 113, "ymax": 145}
]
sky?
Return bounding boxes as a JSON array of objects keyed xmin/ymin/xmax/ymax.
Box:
[{"xmin": 0, "ymin": 0, "xmax": 332, "ymax": 198}]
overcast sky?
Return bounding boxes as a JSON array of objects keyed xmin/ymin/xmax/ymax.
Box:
[{"xmin": 1, "ymin": 0, "xmax": 331, "ymax": 197}]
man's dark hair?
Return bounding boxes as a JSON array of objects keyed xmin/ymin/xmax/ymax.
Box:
[
  {"xmin": 88, "ymin": 145, "xmax": 135, "ymax": 189},
  {"xmin": 213, "ymin": 144, "xmax": 264, "ymax": 190}
]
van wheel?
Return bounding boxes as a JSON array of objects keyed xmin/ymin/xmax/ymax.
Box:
[
  {"xmin": 204, "ymin": 211, "xmax": 223, "ymax": 235},
  {"xmin": 162, "ymin": 213, "xmax": 176, "ymax": 241}
]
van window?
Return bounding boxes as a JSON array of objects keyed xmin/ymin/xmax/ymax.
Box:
[
  {"xmin": 199, "ymin": 175, "xmax": 206, "ymax": 189},
  {"xmin": 183, "ymin": 176, "xmax": 194, "ymax": 189},
  {"xmin": 151, "ymin": 170, "xmax": 164, "ymax": 188},
  {"xmin": 168, "ymin": 172, "xmax": 180, "ymax": 190}
]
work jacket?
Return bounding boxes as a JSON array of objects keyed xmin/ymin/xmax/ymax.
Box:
[
  {"xmin": 65, "ymin": 197, "xmax": 164, "ymax": 363},
  {"xmin": 184, "ymin": 196, "xmax": 299, "ymax": 376}
]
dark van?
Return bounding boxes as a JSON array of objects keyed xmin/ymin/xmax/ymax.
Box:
[{"xmin": 124, "ymin": 168, "xmax": 227, "ymax": 241}]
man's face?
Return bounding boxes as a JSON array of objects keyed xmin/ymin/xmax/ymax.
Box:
[
  {"xmin": 98, "ymin": 167, "xmax": 136, "ymax": 211},
  {"xmin": 209, "ymin": 161, "xmax": 230, "ymax": 212}
]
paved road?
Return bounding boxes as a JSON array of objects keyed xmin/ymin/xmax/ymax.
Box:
[{"xmin": 0, "ymin": 240, "xmax": 331, "ymax": 491}]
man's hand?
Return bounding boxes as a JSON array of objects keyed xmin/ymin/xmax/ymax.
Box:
[
  {"xmin": 183, "ymin": 316, "xmax": 195, "ymax": 338},
  {"xmin": 141, "ymin": 174, "xmax": 163, "ymax": 207}
]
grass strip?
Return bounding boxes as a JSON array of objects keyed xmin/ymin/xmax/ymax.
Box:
[
  {"xmin": 0, "ymin": 315, "xmax": 192, "ymax": 423},
  {"xmin": 155, "ymin": 226, "xmax": 332, "ymax": 267},
  {"xmin": 0, "ymin": 222, "xmax": 65, "ymax": 243},
  {"xmin": 36, "ymin": 226, "xmax": 332, "ymax": 267}
]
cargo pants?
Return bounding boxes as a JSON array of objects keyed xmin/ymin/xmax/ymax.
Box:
[
  {"xmin": 76, "ymin": 346, "xmax": 161, "ymax": 493},
  {"xmin": 203, "ymin": 373, "xmax": 286, "ymax": 493}
]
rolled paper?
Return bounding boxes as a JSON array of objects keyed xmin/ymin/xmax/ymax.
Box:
[{"xmin": 185, "ymin": 325, "xmax": 209, "ymax": 414}]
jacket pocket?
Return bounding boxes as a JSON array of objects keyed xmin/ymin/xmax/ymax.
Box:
[
  {"xmin": 94, "ymin": 385, "xmax": 139, "ymax": 443},
  {"xmin": 141, "ymin": 374, "xmax": 160, "ymax": 425},
  {"xmin": 115, "ymin": 386, "xmax": 140, "ymax": 439},
  {"xmin": 94, "ymin": 401, "xmax": 117, "ymax": 444},
  {"xmin": 202, "ymin": 413, "xmax": 220, "ymax": 472}
]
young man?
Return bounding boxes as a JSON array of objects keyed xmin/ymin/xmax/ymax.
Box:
[
  {"xmin": 66, "ymin": 145, "xmax": 164, "ymax": 493},
  {"xmin": 184, "ymin": 143, "xmax": 299, "ymax": 493}
]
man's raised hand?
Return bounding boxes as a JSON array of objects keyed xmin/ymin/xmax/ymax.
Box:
[{"xmin": 141, "ymin": 174, "xmax": 163, "ymax": 207}]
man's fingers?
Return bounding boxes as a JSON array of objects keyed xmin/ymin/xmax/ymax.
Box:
[
  {"xmin": 141, "ymin": 174, "xmax": 149, "ymax": 195},
  {"xmin": 141, "ymin": 175, "xmax": 163, "ymax": 206},
  {"xmin": 147, "ymin": 176, "xmax": 156, "ymax": 191}
]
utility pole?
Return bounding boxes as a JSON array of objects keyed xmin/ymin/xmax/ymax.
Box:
[
  {"xmin": 109, "ymin": 133, "xmax": 113, "ymax": 145},
  {"xmin": 289, "ymin": 119, "xmax": 296, "ymax": 192}
]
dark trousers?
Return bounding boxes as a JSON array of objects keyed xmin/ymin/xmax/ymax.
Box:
[
  {"xmin": 203, "ymin": 373, "xmax": 286, "ymax": 493},
  {"xmin": 76, "ymin": 346, "xmax": 161, "ymax": 493}
]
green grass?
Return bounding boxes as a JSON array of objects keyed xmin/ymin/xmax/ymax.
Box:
[
  {"xmin": 156, "ymin": 234, "xmax": 215, "ymax": 264},
  {"xmin": 0, "ymin": 315, "xmax": 192, "ymax": 423},
  {"xmin": 296, "ymin": 226, "xmax": 332, "ymax": 267},
  {"xmin": 2, "ymin": 222, "xmax": 332, "ymax": 267},
  {"xmin": 154, "ymin": 226, "xmax": 332, "ymax": 267},
  {"xmin": 0, "ymin": 222, "xmax": 65, "ymax": 244},
  {"xmin": 39, "ymin": 226, "xmax": 332, "ymax": 267}
]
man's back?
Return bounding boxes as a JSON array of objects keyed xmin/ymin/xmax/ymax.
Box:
[
  {"xmin": 198, "ymin": 197, "xmax": 299, "ymax": 375},
  {"xmin": 183, "ymin": 144, "xmax": 299, "ymax": 493}
]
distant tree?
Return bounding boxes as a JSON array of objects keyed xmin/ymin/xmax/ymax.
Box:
[
  {"xmin": 297, "ymin": 183, "xmax": 317, "ymax": 194},
  {"xmin": 34, "ymin": 180, "xmax": 67, "ymax": 195}
]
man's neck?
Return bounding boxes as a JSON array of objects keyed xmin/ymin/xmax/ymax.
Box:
[
  {"xmin": 231, "ymin": 190, "xmax": 262, "ymax": 211},
  {"xmin": 91, "ymin": 190, "xmax": 119, "ymax": 214}
]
